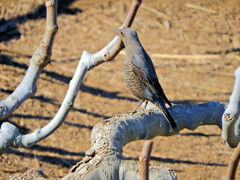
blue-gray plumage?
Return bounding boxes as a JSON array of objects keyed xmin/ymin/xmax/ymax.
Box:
[{"xmin": 116, "ymin": 27, "xmax": 177, "ymax": 129}]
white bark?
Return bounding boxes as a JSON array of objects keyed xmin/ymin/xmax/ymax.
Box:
[
  {"xmin": 0, "ymin": 0, "xmax": 58, "ymax": 120},
  {"xmin": 1, "ymin": 0, "xmax": 240, "ymax": 178},
  {"xmin": 63, "ymin": 101, "xmax": 225, "ymax": 179},
  {"xmin": 222, "ymin": 66, "xmax": 240, "ymax": 148},
  {"xmin": 0, "ymin": 0, "xmax": 142, "ymax": 153},
  {"xmin": 0, "ymin": 122, "xmax": 19, "ymax": 153}
]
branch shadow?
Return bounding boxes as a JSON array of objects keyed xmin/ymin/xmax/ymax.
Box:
[
  {"xmin": 0, "ymin": 0, "xmax": 82, "ymax": 42},
  {"xmin": 0, "ymin": 119, "xmax": 30, "ymax": 134},
  {"xmin": 0, "ymin": 87, "xmax": 57, "ymax": 106},
  {"xmin": 0, "ymin": 54, "xmax": 28, "ymax": 69},
  {"xmin": 150, "ymin": 156, "xmax": 227, "ymax": 167},
  {"xmin": 80, "ymin": 84, "xmax": 138, "ymax": 102},
  {"xmin": 71, "ymin": 107, "xmax": 110, "ymax": 119},
  {"xmin": 124, "ymin": 156, "xmax": 227, "ymax": 167},
  {"xmin": 0, "ymin": 54, "xmax": 137, "ymax": 102},
  {"xmin": 29, "ymin": 144, "xmax": 85, "ymax": 157},
  {"xmin": 11, "ymin": 113, "xmax": 94, "ymax": 130},
  {"xmin": 180, "ymin": 132, "xmax": 220, "ymax": 137},
  {"xmin": 206, "ymin": 48, "xmax": 240, "ymax": 55},
  {"xmin": 6, "ymin": 148, "xmax": 83, "ymax": 168}
]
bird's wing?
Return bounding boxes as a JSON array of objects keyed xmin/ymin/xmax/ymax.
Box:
[{"xmin": 131, "ymin": 54, "xmax": 172, "ymax": 107}]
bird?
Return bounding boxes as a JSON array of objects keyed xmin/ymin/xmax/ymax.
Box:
[{"xmin": 115, "ymin": 27, "xmax": 177, "ymax": 129}]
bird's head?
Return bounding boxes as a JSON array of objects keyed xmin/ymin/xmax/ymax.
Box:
[{"xmin": 115, "ymin": 27, "xmax": 138, "ymax": 46}]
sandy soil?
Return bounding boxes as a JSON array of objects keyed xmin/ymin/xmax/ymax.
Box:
[{"xmin": 0, "ymin": 0, "xmax": 240, "ymax": 179}]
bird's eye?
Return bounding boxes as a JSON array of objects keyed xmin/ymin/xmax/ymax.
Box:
[{"xmin": 120, "ymin": 32, "xmax": 124, "ymax": 36}]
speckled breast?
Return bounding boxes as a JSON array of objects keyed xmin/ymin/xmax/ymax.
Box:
[{"xmin": 122, "ymin": 59, "xmax": 146, "ymax": 100}]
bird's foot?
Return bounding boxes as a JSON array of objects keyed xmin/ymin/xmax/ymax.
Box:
[{"xmin": 133, "ymin": 100, "xmax": 144, "ymax": 113}]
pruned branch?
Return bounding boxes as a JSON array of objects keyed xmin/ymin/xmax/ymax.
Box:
[
  {"xmin": 139, "ymin": 141, "xmax": 153, "ymax": 180},
  {"xmin": 225, "ymin": 143, "xmax": 240, "ymax": 180},
  {"xmin": 0, "ymin": 0, "xmax": 58, "ymax": 121}
]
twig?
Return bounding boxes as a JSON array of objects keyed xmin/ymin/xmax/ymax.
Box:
[
  {"xmin": 139, "ymin": 141, "xmax": 153, "ymax": 180},
  {"xmin": 225, "ymin": 143, "xmax": 240, "ymax": 180},
  {"xmin": 141, "ymin": 4, "xmax": 170, "ymax": 20},
  {"xmin": 92, "ymin": 0, "xmax": 142, "ymax": 67},
  {"xmin": 119, "ymin": 51, "xmax": 225, "ymax": 59},
  {"xmin": 185, "ymin": 3, "xmax": 217, "ymax": 14}
]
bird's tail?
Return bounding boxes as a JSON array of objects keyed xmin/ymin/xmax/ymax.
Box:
[{"xmin": 155, "ymin": 99, "xmax": 177, "ymax": 129}]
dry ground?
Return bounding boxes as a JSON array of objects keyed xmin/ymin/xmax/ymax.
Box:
[{"xmin": 0, "ymin": 0, "xmax": 240, "ymax": 179}]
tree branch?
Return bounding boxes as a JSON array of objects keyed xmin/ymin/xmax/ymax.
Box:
[
  {"xmin": 88, "ymin": 0, "xmax": 142, "ymax": 68},
  {"xmin": 222, "ymin": 66, "xmax": 240, "ymax": 148},
  {"xmin": 0, "ymin": 0, "xmax": 141, "ymax": 153},
  {"xmin": 64, "ymin": 101, "xmax": 224, "ymax": 179},
  {"xmin": 0, "ymin": 0, "xmax": 58, "ymax": 121},
  {"xmin": 139, "ymin": 141, "xmax": 153, "ymax": 180},
  {"xmin": 225, "ymin": 143, "xmax": 240, "ymax": 180}
]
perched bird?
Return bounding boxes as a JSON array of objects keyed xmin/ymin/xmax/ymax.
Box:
[{"xmin": 116, "ymin": 27, "xmax": 177, "ymax": 129}]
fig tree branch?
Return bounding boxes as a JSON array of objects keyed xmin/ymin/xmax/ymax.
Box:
[
  {"xmin": 0, "ymin": 0, "xmax": 142, "ymax": 153},
  {"xmin": 0, "ymin": 0, "xmax": 58, "ymax": 121}
]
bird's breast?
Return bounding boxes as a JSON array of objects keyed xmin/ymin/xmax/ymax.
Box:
[{"xmin": 122, "ymin": 58, "xmax": 146, "ymax": 100}]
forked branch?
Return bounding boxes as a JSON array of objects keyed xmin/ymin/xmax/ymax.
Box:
[
  {"xmin": 0, "ymin": 0, "xmax": 142, "ymax": 153},
  {"xmin": 0, "ymin": 0, "xmax": 58, "ymax": 121},
  {"xmin": 0, "ymin": 0, "xmax": 58, "ymax": 153},
  {"xmin": 63, "ymin": 101, "xmax": 223, "ymax": 179}
]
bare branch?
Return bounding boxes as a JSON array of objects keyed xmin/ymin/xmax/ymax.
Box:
[
  {"xmin": 0, "ymin": 122, "xmax": 19, "ymax": 153},
  {"xmin": 13, "ymin": 52, "xmax": 87, "ymax": 147},
  {"xmin": 64, "ymin": 101, "xmax": 223, "ymax": 179},
  {"xmin": 119, "ymin": 52, "xmax": 232, "ymax": 60},
  {"xmin": 0, "ymin": 0, "xmax": 58, "ymax": 120},
  {"xmin": 222, "ymin": 66, "xmax": 240, "ymax": 148},
  {"xmin": 141, "ymin": 4, "xmax": 170, "ymax": 20},
  {"xmin": 185, "ymin": 3, "xmax": 217, "ymax": 14},
  {"xmin": 139, "ymin": 141, "xmax": 153, "ymax": 180},
  {"xmin": 0, "ymin": 0, "xmax": 142, "ymax": 152},
  {"xmin": 89, "ymin": 0, "xmax": 142, "ymax": 68},
  {"xmin": 225, "ymin": 143, "xmax": 240, "ymax": 180}
]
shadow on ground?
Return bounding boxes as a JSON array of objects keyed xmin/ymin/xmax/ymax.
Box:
[
  {"xmin": 124, "ymin": 156, "xmax": 227, "ymax": 167},
  {"xmin": 0, "ymin": 54, "xmax": 137, "ymax": 102},
  {"xmin": 0, "ymin": 0, "xmax": 82, "ymax": 42},
  {"xmin": 6, "ymin": 148, "xmax": 83, "ymax": 168}
]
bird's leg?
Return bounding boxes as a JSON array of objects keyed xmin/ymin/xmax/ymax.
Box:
[
  {"xmin": 133, "ymin": 100, "xmax": 144, "ymax": 113},
  {"xmin": 143, "ymin": 101, "xmax": 148, "ymax": 109}
]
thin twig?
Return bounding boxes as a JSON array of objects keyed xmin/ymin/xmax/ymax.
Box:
[
  {"xmin": 119, "ymin": 51, "xmax": 231, "ymax": 59},
  {"xmin": 185, "ymin": 3, "xmax": 217, "ymax": 14},
  {"xmin": 139, "ymin": 141, "xmax": 153, "ymax": 180},
  {"xmin": 225, "ymin": 143, "xmax": 240, "ymax": 180},
  {"xmin": 141, "ymin": 4, "xmax": 170, "ymax": 20},
  {"xmin": 99, "ymin": 0, "xmax": 142, "ymax": 64}
]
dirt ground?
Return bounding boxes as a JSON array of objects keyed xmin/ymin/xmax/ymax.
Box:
[{"xmin": 0, "ymin": 0, "xmax": 240, "ymax": 179}]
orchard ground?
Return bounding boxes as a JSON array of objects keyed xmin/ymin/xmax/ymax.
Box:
[{"xmin": 0, "ymin": 0, "xmax": 240, "ymax": 179}]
